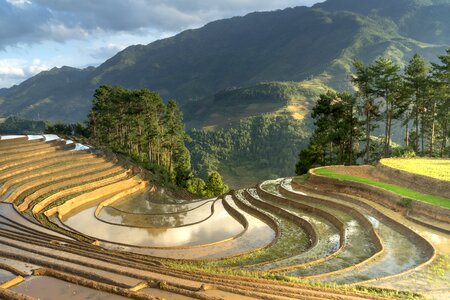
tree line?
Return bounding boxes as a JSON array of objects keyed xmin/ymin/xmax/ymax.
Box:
[
  {"xmin": 86, "ymin": 85, "xmax": 228, "ymax": 197},
  {"xmin": 296, "ymin": 49, "xmax": 450, "ymax": 174},
  {"xmin": 0, "ymin": 116, "xmax": 47, "ymax": 134}
]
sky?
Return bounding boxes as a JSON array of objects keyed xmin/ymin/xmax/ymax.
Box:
[{"xmin": 0, "ymin": 0, "xmax": 323, "ymax": 88}]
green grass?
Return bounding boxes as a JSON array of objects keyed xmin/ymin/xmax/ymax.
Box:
[
  {"xmin": 381, "ymin": 158, "xmax": 450, "ymax": 182},
  {"xmin": 315, "ymin": 168, "xmax": 450, "ymax": 209}
]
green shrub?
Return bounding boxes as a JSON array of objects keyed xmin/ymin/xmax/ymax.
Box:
[
  {"xmin": 400, "ymin": 198, "xmax": 413, "ymax": 208},
  {"xmin": 391, "ymin": 147, "xmax": 416, "ymax": 158},
  {"xmin": 186, "ymin": 177, "xmax": 207, "ymax": 196}
]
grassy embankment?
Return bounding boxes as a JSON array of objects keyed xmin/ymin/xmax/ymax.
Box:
[{"xmin": 314, "ymin": 168, "xmax": 450, "ymax": 209}]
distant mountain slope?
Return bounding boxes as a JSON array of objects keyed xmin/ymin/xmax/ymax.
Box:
[
  {"xmin": 314, "ymin": 0, "xmax": 450, "ymax": 44},
  {"xmin": 0, "ymin": 0, "xmax": 449, "ymax": 123},
  {"xmin": 0, "ymin": 66, "xmax": 94, "ymax": 122},
  {"xmin": 183, "ymin": 80, "xmax": 328, "ymax": 129}
]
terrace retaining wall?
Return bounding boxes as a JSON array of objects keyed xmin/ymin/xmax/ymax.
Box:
[
  {"xmin": 375, "ymin": 162, "xmax": 450, "ymax": 199},
  {"xmin": 47, "ymin": 176, "xmax": 147, "ymax": 219},
  {"xmin": 308, "ymin": 168, "xmax": 450, "ymax": 223},
  {"xmin": 245, "ymin": 188, "xmax": 317, "ymax": 249},
  {"xmin": 27, "ymin": 168, "xmax": 129, "ymax": 213}
]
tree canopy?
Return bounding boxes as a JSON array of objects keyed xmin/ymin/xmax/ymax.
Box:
[
  {"xmin": 87, "ymin": 85, "xmax": 228, "ymax": 197},
  {"xmin": 296, "ymin": 48, "xmax": 450, "ymax": 174}
]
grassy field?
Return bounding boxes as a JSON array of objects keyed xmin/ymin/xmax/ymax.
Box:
[
  {"xmin": 380, "ymin": 158, "xmax": 450, "ymax": 182},
  {"xmin": 315, "ymin": 168, "xmax": 450, "ymax": 209}
]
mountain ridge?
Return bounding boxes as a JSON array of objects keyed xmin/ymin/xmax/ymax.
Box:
[{"xmin": 0, "ymin": 0, "xmax": 449, "ymax": 123}]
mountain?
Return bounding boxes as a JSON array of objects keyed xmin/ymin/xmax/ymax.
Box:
[
  {"xmin": 183, "ymin": 79, "xmax": 328, "ymax": 129},
  {"xmin": 0, "ymin": 66, "xmax": 94, "ymax": 122},
  {"xmin": 0, "ymin": 0, "xmax": 449, "ymax": 123}
]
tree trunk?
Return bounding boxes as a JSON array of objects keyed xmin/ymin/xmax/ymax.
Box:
[
  {"xmin": 430, "ymin": 100, "xmax": 436, "ymax": 155},
  {"xmin": 387, "ymin": 109, "xmax": 393, "ymax": 157},
  {"xmin": 329, "ymin": 142, "xmax": 333, "ymax": 165},
  {"xmin": 365, "ymin": 110, "xmax": 371, "ymax": 164},
  {"xmin": 415, "ymin": 95, "xmax": 419, "ymax": 152},
  {"xmin": 384, "ymin": 107, "xmax": 389, "ymax": 157},
  {"xmin": 405, "ymin": 123, "xmax": 409, "ymax": 148},
  {"xmin": 440, "ymin": 110, "xmax": 448, "ymax": 157},
  {"xmin": 169, "ymin": 148, "xmax": 173, "ymax": 173},
  {"xmin": 348, "ymin": 106, "xmax": 354, "ymax": 165},
  {"xmin": 421, "ymin": 114, "xmax": 425, "ymax": 156}
]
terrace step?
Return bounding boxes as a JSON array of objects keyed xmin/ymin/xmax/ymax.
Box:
[
  {"xmin": 0, "ymin": 139, "xmax": 46, "ymax": 152},
  {"xmin": 0, "ymin": 157, "xmax": 110, "ymax": 197},
  {"xmin": 0, "ymin": 140, "xmax": 64, "ymax": 156},
  {"xmin": 0, "ymin": 141, "xmax": 71, "ymax": 162},
  {"xmin": 223, "ymin": 189, "xmax": 313, "ymax": 268},
  {"xmin": 0, "ymin": 152, "xmax": 98, "ymax": 183},
  {"xmin": 274, "ymin": 180, "xmax": 382, "ymax": 279},
  {"xmin": 0, "ymin": 150, "xmax": 82, "ymax": 173},
  {"xmin": 23, "ymin": 167, "xmax": 129, "ymax": 213},
  {"xmin": 289, "ymin": 179, "xmax": 435, "ymax": 284},
  {"xmin": 405, "ymin": 211, "xmax": 450, "ymax": 235},
  {"xmin": 3, "ymin": 161, "xmax": 116, "ymax": 205},
  {"xmin": 0, "ymin": 137, "xmax": 40, "ymax": 148},
  {"xmin": 245, "ymin": 181, "xmax": 344, "ymax": 273}
]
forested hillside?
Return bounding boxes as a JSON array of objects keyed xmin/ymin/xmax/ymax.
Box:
[
  {"xmin": 183, "ymin": 80, "xmax": 328, "ymax": 129},
  {"xmin": 188, "ymin": 115, "xmax": 311, "ymax": 187},
  {"xmin": 86, "ymin": 85, "xmax": 228, "ymax": 196}
]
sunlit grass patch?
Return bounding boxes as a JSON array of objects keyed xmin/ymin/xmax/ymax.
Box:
[{"xmin": 380, "ymin": 158, "xmax": 450, "ymax": 182}]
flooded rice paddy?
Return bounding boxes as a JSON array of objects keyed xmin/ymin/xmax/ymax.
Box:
[
  {"xmin": 62, "ymin": 196, "xmax": 245, "ymax": 247},
  {"xmin": 259, "ymin": 181, "xmax": 376, "ymax": 276},
  {"xmin": 0, "ymin": 269, "xmax": 15, "ymax": 283}
]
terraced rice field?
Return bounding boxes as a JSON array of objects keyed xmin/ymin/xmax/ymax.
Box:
[
  {"xmin": 380, "ymin": 158, "xmax": 450, "ymax": 181},
  {"xmin": 0, "ymin": 135, "xmax": 449, "ymax": 300}
]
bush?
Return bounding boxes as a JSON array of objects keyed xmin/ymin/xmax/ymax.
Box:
[
  {"xmin": 391, "ymin": 147, "xmax": 416, "ymax": 158},
  {"xmin": 400, "ymin": 198, "xmax": 413, "ymax": 208},
  {"xmin": 186, "ymin": 178, "xmax": 206, "ymax": 196},
  {"xmin": 205, "ymin": 171, "xmax": 229, "ymax": 197}
]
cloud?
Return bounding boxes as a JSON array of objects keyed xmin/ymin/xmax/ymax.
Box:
[
  {"xmin": 6, "ymin": 0, "xmax": 30, "ymax": 6},
  {"xmin": 0, "ymin": 0, "xmax": 324, "ymax": 88},
  {"xmin": 89, "ymin": 43, "xmax": 126, "ymax": 60},
  {"xmin": 27, "ymin": 58, "xmax": 48, "ymax": 74},
  {"xmin": 0, "ymin": 59, "xmax": 26, "ymax": 76},
  {"xmin": 0, "ymin": 0, "xmax": 323, "ymax": 49},
  {"xmin": 0, "ymin": 58, "xmax": 49, "ymax": 87}
]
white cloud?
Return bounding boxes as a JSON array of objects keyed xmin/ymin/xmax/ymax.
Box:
[
  {"xmin": 0, "ymin": 0, "xmax": 324, "ymax": 49},
  {"xmin": 6, "ymin": 0, "xmax": 30, "ymax": 6},
  {"xmin": 44, "ymin": 23, "xmax": 89, "ymax": 42},
  {"xmin": 88, "ymin": 43, "xmax": 126, "ymax": 60},
  {"xmin": 0, "ymin": 59, "xmax": 26, "ymax": 76},
  {"xmin": 0, "ymin": 0, "xmax": 325, "ymax": 87},
  {"xmin": 0, "ymin": 58, "xmax": 50, "ymax": 87},
  {"xmin": 27, "ymin": 58, "xmax": 49, "ymax": 74}
]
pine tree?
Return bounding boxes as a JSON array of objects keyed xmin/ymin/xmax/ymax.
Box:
[
  {"xmin": 370, "ymin": 57, "xmax": 402, "ymax": 157},
  {"xmin": 431, "ymin": 48, "xmax": 450, "ymax": 157},
  {"xmin": 205, "ymin": 171, "xmax": 229, "ymax": 197},
  {"xmin": 404, "ymin": 54, "xmax": 429, "ymax": 153},
  {"xmin": 352, "ymin": 60, "xmax": 378, "ymax": 163}
]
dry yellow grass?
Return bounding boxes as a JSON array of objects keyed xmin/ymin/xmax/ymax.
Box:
[{"xmin": 380, "ymin": 158, "xmax": 450, "ymax": 182}]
